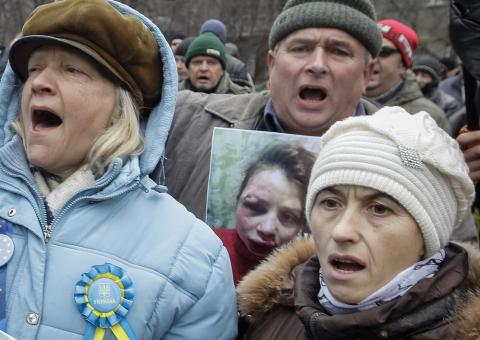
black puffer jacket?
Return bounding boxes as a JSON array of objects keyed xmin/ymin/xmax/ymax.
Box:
[{"xmin": 450, "ymin": 0, "xmax": 480, "ymax": 81}]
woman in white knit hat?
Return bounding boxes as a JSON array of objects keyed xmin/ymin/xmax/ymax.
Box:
[{"xmin": 237, "ymin": 107, "xmax": 480, "ymax": 339}]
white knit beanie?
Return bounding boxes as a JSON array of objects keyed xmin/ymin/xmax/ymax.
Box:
[{"xmin": 305, "ymin": 107, "xmax": 475, "ymax": 257}]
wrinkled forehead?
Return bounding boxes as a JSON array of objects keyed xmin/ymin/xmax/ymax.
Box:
[
  {"xmin": 277, "ymin": 27, "xmax": 368, "ymax": 52},
  {"xmin": 188, "ymin": 55, "xmax": 223, "ymax": 66},
  {"xmin": 25, "ymin": 42, "xmax": 118, "ymax": 83}
]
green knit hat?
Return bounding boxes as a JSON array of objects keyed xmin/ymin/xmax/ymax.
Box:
[
  {"xmin": 185, "ymin": 33, "xmax": 227, "ymax": 69},
  {"xmin": 269, "ymin": 0, "xmax": 382, "ymax": 57}
]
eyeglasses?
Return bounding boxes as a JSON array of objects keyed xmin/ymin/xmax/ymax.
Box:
[{"xmin": 378, "ymin": 46, "xmax": 400, "ymax": 58}]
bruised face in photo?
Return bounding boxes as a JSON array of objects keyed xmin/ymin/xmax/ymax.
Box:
[{"xmin": 236, "ymin": 167, "xmax": 304, "ymax": 258}]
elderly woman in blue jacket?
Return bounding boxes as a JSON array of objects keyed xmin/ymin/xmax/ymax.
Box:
[{"xmin": 0, "ymin": 0, "xmax": 236, "ymax": 339}]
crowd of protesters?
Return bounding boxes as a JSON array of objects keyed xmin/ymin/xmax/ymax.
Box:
[{"xmin": 0, "ymin": 0, "xmax": 480, "ymax": 339}]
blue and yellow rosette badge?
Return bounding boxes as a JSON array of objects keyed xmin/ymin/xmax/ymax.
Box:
[{"xmin": 75, "ymin": 263, "xmax": 137, "ymax": 340}]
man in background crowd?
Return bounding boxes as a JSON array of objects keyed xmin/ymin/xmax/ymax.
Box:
[
  {"xmin": 169, "ymin": 32, "xmax": 186, "ymax": 54},
  {"xmin": 440, "ymin": 56, "xmax": 465, "ymax": 105},
  {"xmin": 412, "ymin": 53, "xmax": 464, "ymax": 135},
  {"xmin": 441, "ymin": 56, "xmax": 462, "ymax": 79},
  {"xmin": 365, "ymin": 19, "xmax": 451, "ymax": 134},
  {"xmin": 179, "ymin": 33, "xmax": 252, "ymax": 94},
  {"xmin": 174, "ymin": 36, "xmax": 194, "ymax": 82},
  {"xmin": 199, "ymin": 18, "xmax": 254, "ymax": 90},
  {"xmin": 165, "ymin": 0, "xmax": 382, "ymax": 219}
]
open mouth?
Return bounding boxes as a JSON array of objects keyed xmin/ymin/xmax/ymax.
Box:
[
  {"xmin": 197, "ymin": 76, "xmax": 210, "ymax": 81},
  {"xmin": 32, "ymin": 109, "xmax": 62, "ymax": 130},
  {"xmin": 248, "ymin": 238, "xmax": 276, "ymax": 256},
  {"xmin": 330, "ymin": 257, "xmax": 365, "ymax": 272},
  {"xmin": 299, "ymin": 87, "xmax": 327, "ymax": 101}
]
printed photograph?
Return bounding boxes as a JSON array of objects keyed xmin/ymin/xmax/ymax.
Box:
[{"xmin": 206, "ymin": 127, "xmax": 321, "ymax": 228}]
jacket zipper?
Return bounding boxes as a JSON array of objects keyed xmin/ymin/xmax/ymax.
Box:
[
  {"xmin": 0, "ymin": 160, "xmax": 141, "ymax": 243},
  {"xmin": 46, "ymin": 177, "xmax": 141, "ymax": 243},
  {"xmin": 0, "ymin": 160, "xmax": 141, "ymax": 319},
  {"xmin": 44, "ymin": 224, "xmax": 52, "ymax": 243}
]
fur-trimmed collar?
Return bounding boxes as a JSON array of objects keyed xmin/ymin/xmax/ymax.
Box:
[
  {"xmin": 237, "ymin": 239, "xmax": 480, "ymax": 336},
  {"xmin": 454, "ymin": 241, "xmax": 480, "ymax": 339}
]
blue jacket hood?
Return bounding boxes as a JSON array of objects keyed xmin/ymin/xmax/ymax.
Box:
[{"xmin": 0, "ymin": 0, "xmax": 178, "ymax": 178}]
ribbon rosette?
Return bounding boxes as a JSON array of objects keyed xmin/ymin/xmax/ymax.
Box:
[{"xmin": 75, "ymin": 263, "xmax": 137, "ymax": 340}]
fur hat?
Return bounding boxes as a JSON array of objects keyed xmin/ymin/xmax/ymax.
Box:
[
  {"xmin": 305, "ymin": 107, "xmax": 475, "ymax": 257},
  {"xmin": 9, "ymin": 0, "xmax": 162, "ymax": 108},
  {"xmin": 185, "ymin": 33, "xmax": 227, "ymax": 69},
  {"xmin": 268, "ymin": 0, "xmax": 382, "ymax": 57},
  {"xmin": 378, "ymin": 19, "xmax": 418, "ymax": 68}
]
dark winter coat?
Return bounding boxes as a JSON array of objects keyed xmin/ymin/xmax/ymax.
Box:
[
  {"xmin": 383, "ymin": 70, "xmax": 452, "ymax": 134},
  {"xmin": 237, "ymin": 239, "xmax": 480, "ymax": 340},
  {"xmin": 440, "ymin": 74, "xmax": 464, "ymax": 105},
  {"xmin": 450, "ymin": 0, "xmax": 480, "ymax": 82},
  {"xmin": 426, "ymin": 86, "xmax": 465, "ymax": 136},
  {"xmin": 178, "ymin": 71, "xmax": 252, "ymax": 95},
  {"xmin": 226, "ymin": 54, "xmax": 254, "ymax": 90}
]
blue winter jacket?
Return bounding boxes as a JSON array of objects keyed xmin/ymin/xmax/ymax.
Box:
[{"xmin": 0, "ymin": 1, "xmax": 237, "ymax": 339}]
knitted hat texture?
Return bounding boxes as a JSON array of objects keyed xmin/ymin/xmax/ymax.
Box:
[
  {"xmin": 378, "ymin": 19, "xmax": 418, "ymax": 68},
  {"xmin": 269, "ymin": 0, "xmax": 382, "ymax": 57},
  {"xmin": 305, "ymin": 107, "xmax": 475, "ymax": 257},
  {"xmin": 199, "ymin": 19, "xmax": 227, "ymax": 44},
  {"xmin": 185, "ymin": 33, "xmax": 227, "ymax": 69},
  {"xmin": 412, "ymin": 54, "xmax": 446, "ymax": 83}
]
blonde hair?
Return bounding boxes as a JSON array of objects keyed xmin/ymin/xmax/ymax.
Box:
[{"xmin": 12, "ymin": 86, "xmax": 144, "ymax": 177}]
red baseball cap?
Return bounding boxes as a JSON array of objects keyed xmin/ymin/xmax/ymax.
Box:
[{"xmin": 378, "ymin": 19, "xmax": 418, "ymax": 68}]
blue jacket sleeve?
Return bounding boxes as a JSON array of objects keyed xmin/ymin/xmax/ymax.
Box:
[{"xmin": 162, "ymin": 246, "xmax": 238, "ymax": 339}]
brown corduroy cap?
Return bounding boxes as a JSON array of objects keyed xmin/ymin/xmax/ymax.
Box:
[{"xmin": 9, "ymin": 0, "xmax": 163, "ymax": 108}]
